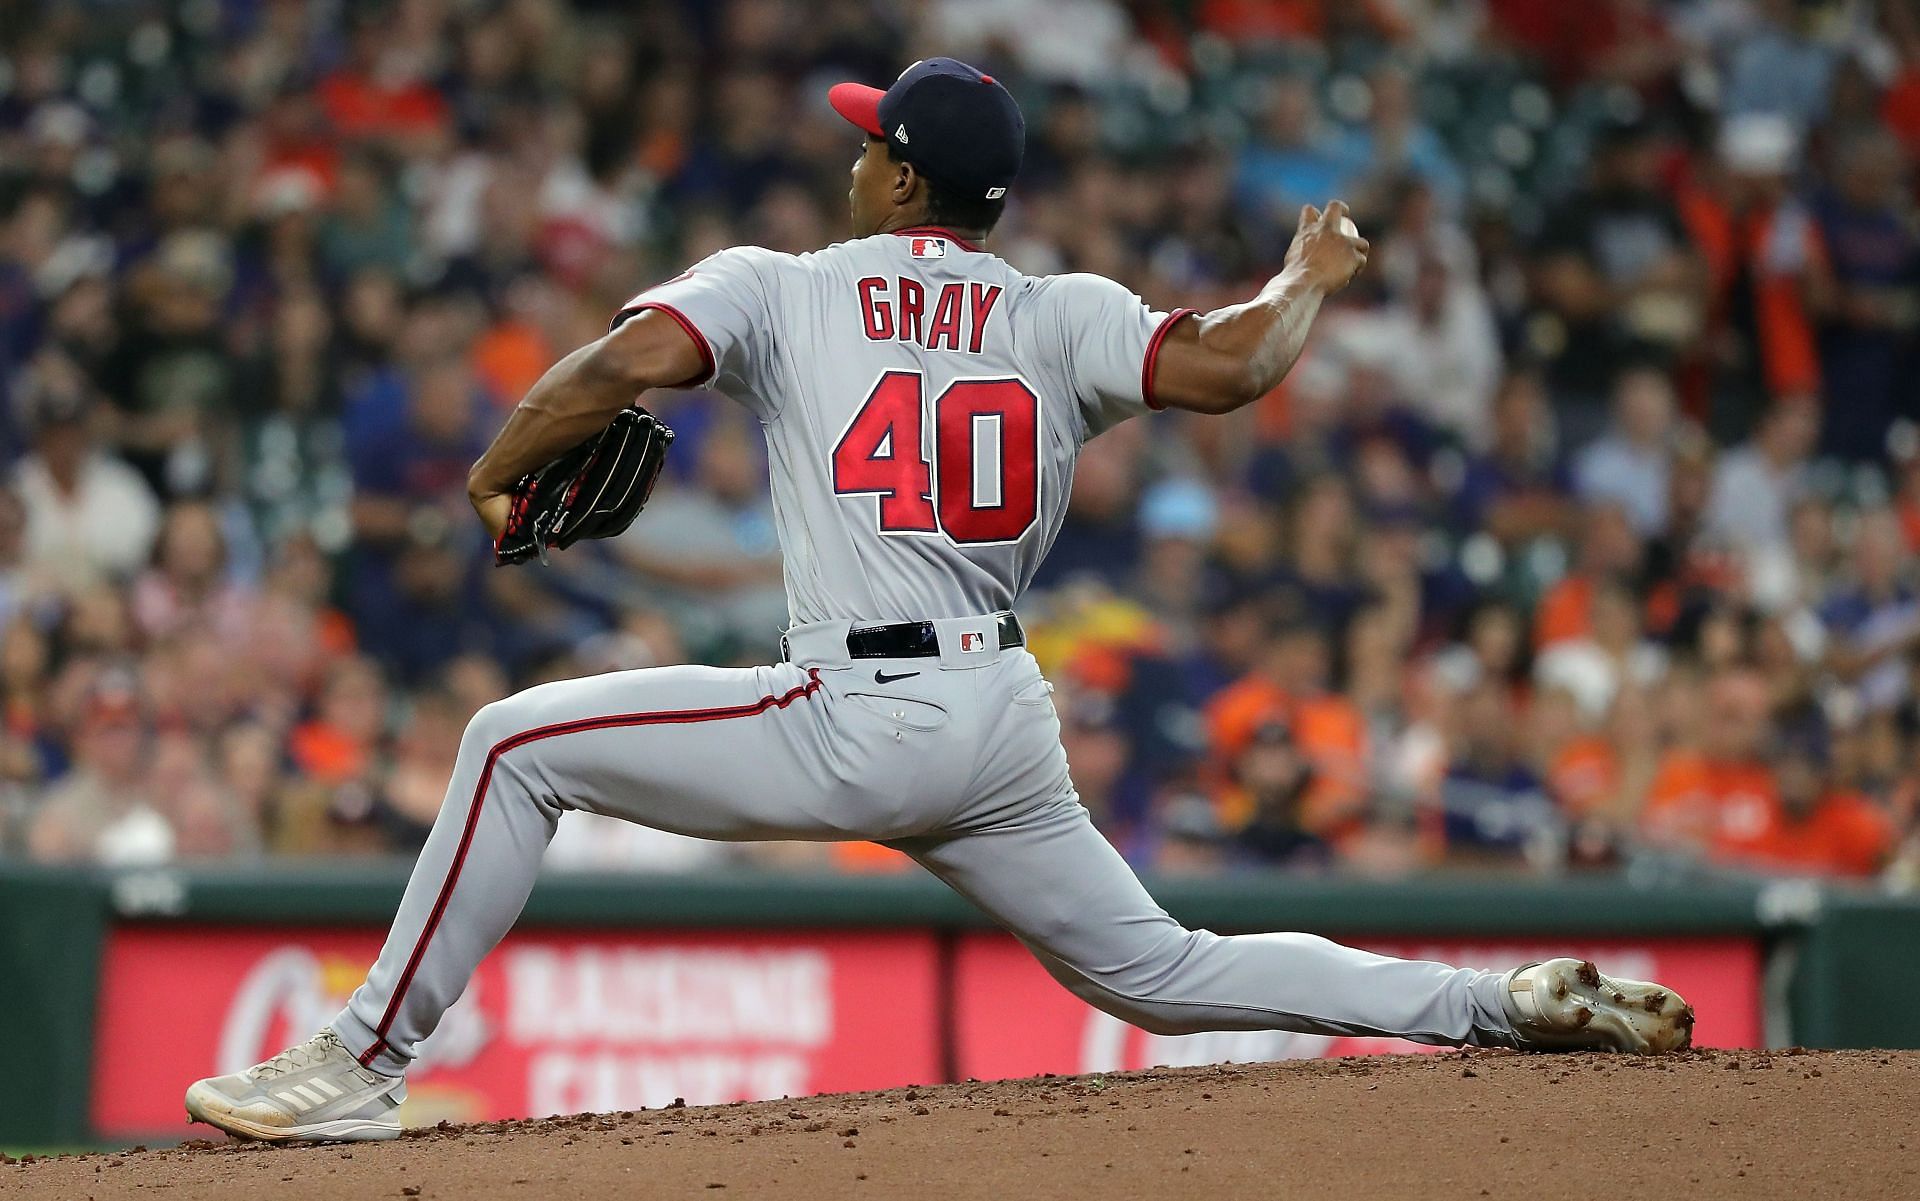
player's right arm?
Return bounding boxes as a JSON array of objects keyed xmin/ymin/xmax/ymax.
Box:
[
  {"xmin": 1148, "ymin": 200, "xmax": 1369, "ymax": 415},
  {"xmin": 467, "ymin": 311, "xmax": 707, "ymax": 538}
]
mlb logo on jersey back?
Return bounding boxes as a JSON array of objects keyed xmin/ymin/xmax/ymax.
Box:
[
  {"xmin": 960, "ymin": 631, "xmax": 985, "ymax": 652},
  {"xmin": 910, "ymin": 237, "xmax": 946, "ymax": 259}
]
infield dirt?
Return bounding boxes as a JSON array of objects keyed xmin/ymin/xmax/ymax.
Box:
[{"xmin": 5, "ymin": 1048, "xmax": 1915, "ymax": 1200}]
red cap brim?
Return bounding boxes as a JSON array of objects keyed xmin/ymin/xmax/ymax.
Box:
[{"xmin": 828, "ymin": 82, "xmax": 886, "ymax": 138}]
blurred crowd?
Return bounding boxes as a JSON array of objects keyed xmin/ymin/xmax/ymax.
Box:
[{"xmin": 6, "ymin": 0, "xmax": 1920, "ymax": 885}]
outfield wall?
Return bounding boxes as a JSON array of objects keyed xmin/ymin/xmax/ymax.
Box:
[{"xmin": 2, "ymin": 864, "xmax": 1913, "ymax": 1146}]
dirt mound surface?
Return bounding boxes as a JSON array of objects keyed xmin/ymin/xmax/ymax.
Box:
[{"xmin": 8, "ymin": 1049, "xmax": 1916, "ymax": 1199}]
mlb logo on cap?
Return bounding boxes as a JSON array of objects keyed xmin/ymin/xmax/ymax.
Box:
[
  {"xmin": 911, "ymin": 237, "xmax": 946, "ymax": 259},
  {"xmin": 960, "ymin": 631, "xmax": 985, "ymax": 652}
]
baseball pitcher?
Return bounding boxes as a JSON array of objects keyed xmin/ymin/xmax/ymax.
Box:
[{"xmin": 187, "ymin": 58, "xmax": 1692, "ymax": 1143}]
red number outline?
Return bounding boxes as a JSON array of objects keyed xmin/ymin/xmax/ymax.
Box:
[
  {"xmin": 831, "ymin": 370, "xmax": 1042, "ymax": 546},
  {"xmin": 933, "ymin": 375, "xmax": 1040, "ymax": 546},
  {"xmin": 829, "ymin": 369, "xmax": 937, "ymax": 533}
]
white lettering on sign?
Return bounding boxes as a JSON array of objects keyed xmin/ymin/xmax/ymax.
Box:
[
  {"xmin": 219, "ymin": 948, "xmax": 329, "ymax": 1073},
  {"xmin": 218, "ymin": 946, "xmax": 490, "ymax": 1076},
  {"xmin": 528, "ymin": 1051, "xmax": 811, "ymax": 1114},
  {"xmin": 503, "ymin": 947, "xmax": 833, "ymax": 1045},
  {"xmin": 1077, "ymin": 1011, "xmax": 1331, "ymax": 1074}
]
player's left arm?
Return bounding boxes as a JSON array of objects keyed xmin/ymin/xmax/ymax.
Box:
[
  {"xmin": 466, "ymin": 310, "xmax": 706, "ymax": 538},
  {"xmin": 1150, "ymin": 200, "xmax": 1369, "ymax": 416}
]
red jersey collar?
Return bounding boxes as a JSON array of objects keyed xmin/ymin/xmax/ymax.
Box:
[{"xmin": 890, "ymin": 225, "xmax": 982, "ymax": 253}]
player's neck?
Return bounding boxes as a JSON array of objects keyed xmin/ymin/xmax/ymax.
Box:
[{"xmin": 872, "ymin": 213, "xmax": 988, "ymax": 246}]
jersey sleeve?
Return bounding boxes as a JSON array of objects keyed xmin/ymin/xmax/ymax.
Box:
[
  {"xmin": 612, "ymin": 247, "xmax": 784, "ymax": 415},
  {"xmin": 1044, "ymin": 273, "xmax": 1196, "ymax": 440}
]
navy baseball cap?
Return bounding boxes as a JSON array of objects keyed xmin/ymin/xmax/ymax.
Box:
[{"xmin": 829, "ymin": 58, "xmax": 1025, "ymax": 201}]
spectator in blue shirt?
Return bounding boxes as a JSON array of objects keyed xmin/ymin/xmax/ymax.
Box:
[
  {"xmin": 1454, "ymin": 371, "xmax": 1575, "ymax": 547},
  {"xmin": 345, "ymin": 355, "xmax": 498, "ymax": 681},
  {"xmin": 1342, "ymin": 62, "xmax": 1465, "ymax": 215},
  {"xmin": 1811, "ymin": 129, "xmax": 1920, "ymax": 461},
  {"xmin": 1235, "ymin": 76, "xmax": 1367, "ymax": 235},
  {"xmin": 1720, "ymin": 0, "xmax": 1836, "ymax": 130},
  {"xmin": 1434, "ymin": 680, "xmax": 1561, "ymax": 864},
  {"xmin": 1573, "ymin": 364, "xmax": 1679, "ymax": 537},
  {"xmin": 1822, "ymin": 508, "xmax": 1920, "ymax": 714}
]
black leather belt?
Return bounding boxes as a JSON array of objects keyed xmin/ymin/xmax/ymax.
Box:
[{"xmin": 843, "ymin": 612, "xmax": 1024, "ymax": 659}]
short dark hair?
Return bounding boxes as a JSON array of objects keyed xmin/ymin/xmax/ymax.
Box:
[{"xmin": 883, "ymin": 140, "xmax": 1006, "ymax": 235}]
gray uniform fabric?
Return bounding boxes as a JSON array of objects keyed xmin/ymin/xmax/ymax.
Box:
[
  {"xmin": 333, "ymin": 231, "xmax": 1518, "ymax": 1076},
  {"xmin": 616, "ymin": 231, "xmax": 1187, "ymax": 623}
]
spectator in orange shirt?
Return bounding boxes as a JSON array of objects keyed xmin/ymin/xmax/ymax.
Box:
[
  {"xmin": 1677, "ymin": 116, "xmax": 1829, "ymax": 443},
  {"xmin": 1640, "ymin": 667, "xmax": 1775, "ymax": 853},
  {"xmin": 288, "ymin": 656, "xmax": 388, "ymax": 788},
  {"xmin": 1543, "ymin": 682, "xmax": 1663, "ymax": 867},
  {"xmin": 1733, "ymin": 719, "xmax": 1898, "ymax": 878},
  {"xmin": 316, "ymin": 13, "xmax": 450, "ymax": 145},
  {"xmin": 1533, "ymin": 503, "xmax": 1644, "ymax": 650},
  {"xmin": 470, "ymin": 277, "xmax": 560, "ymax": 411},
  {"xmin": 1638, "ymin": 670, "xmax": 1894, "ymax": 878},
  {"xmin": 1894, "ymin": 457, "xmax": 1920, "ymax": 555},
  {"xmin": 1207, "ymin": 619, "xmax": 1367, "ymax": 839},
  {"xmin": 1538, "ymin": 686, "xmax": 1609, "ymax": 819},
  {"xmin": 1227, "ymin": 717, "xmax": 1333, "ymax": 870}
]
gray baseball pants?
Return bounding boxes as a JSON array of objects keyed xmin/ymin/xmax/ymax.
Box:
[{"xmin": 334, "ymin": 616, "xmax": 1518, "ymax": 1075}]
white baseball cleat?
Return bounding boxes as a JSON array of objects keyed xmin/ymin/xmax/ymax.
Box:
[
  {"xmin": 1501, "ymin": 958, "xmax": 1695, "ymax": 1054},
  {"xmin": 184, "ymin": 1029, "xmax": 406, "ymax": 1142}
]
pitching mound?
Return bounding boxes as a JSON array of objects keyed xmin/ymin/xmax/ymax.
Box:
[{"xmin": 8, "ymin": 1049, "xmax": 1916, "ymax": 1199}]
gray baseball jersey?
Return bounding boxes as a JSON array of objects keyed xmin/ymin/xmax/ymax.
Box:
[
  {"xmin": 613, "ymin": 227, "xmax": 1191, "ymax": 624},
  {"xmin": 332, "ymin": 229, "xmax": 1521, "ymax": 1087}
]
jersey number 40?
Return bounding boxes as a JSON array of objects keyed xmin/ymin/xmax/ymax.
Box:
[{"xmin": 832, "ymin": 370, "xmax": 1038, "ymax": 545}]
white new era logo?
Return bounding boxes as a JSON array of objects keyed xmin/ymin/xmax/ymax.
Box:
[{"xmin": 895, "ymin": 124, "xmax": 909, "ymax": 143}]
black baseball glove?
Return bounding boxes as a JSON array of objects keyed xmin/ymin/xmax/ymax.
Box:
[{"xmin": 494, "ymin": 406, "xmax": 675, "ymax": 566}]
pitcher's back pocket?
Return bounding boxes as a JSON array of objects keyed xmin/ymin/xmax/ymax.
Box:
[
  {"xmin": 1010, "ymin": 676, "xmax": 1055, "ymax": 709},
  {"xmin": 843, "ymin": 691, "xmax": 951, "ymax": 733}
]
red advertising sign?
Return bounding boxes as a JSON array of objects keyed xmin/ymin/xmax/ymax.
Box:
[
  {"xmin": 90, "ymin": 924, "xmax": 1766, "ymax": 1136},
  {"xmin": 954, "ymin": 934, "xmax": 1764, "ymax": 1080},
  {"xmin": 92, "ymin": 926, "xmax": 941, "ymax": 1137}
]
